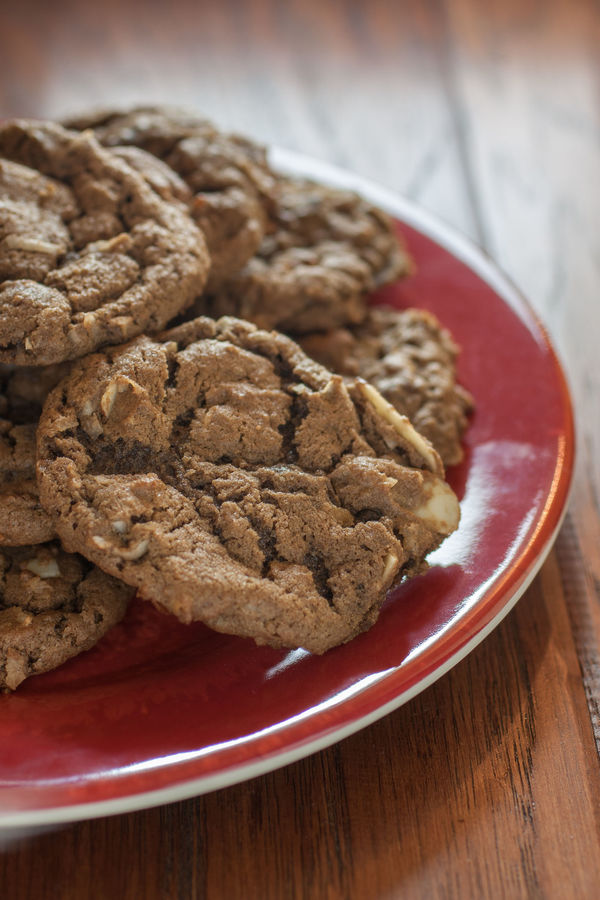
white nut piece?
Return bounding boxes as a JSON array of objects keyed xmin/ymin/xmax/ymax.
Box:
[
  {"xmin": 356, "ymin": 380, "xmax": 441, "ymax": 475},
  {"xmin": 100, "ymin": 381, "xmax": 118, "ymax": 418},
  {"xmin": 88, "ymin": 233, "xmax": 133, "ymax": 254},
  {"xmin": 82, "ymin": 311, "xmax": 97, "ymax": 331},
  {"xmin": 112, "ymin": 520, "xmax": 128, "ymax": 534},
  {"xmin": 86, "ymin": 417, "xmax": 103, "ymax": 438},
  {"xmin": 118, "ymin": 539, "xmax": 149, "ymax": 561},
  {"xmin": 25, "ymin": 557, "xmax": 61, "ymax": 578},
  {"xmin": 381, "ymin": 552, "xmax": 400, "ymax": 585},
  {"xmin": 92, "ymin": 534, "xmax": 149, "ymax": 561},
  {"xmin": 412, "ymin": 473, "xmax": 460, "ymax": 536},
  {"xmin": 100, "ymin": 375, "xmax": 138, "ymax": 418},
  {"xmin": 111, "ymin": 315, "xmax": 134, "ymax": 334},
  {"xmin": 2, "ymin": 235, "xmax": 66, "ymax": 255}
]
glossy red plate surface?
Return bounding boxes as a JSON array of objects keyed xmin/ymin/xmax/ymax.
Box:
[{"xmin": 0, "ymin": 151, "xmax": 574, "ymax": 828}]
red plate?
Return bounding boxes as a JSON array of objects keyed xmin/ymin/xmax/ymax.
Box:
[{"xmin": 0, "ymin": 150, "xmax": 574, "ymax": 828}]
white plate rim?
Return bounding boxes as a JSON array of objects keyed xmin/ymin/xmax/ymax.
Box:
[{"xmin": 0, "ymin": 148, "xmax": 575, "ymax": 830}]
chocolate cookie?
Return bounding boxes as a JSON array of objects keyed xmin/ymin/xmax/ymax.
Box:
[
  {"xmin": 299, "ymin": 307, "xmax": 474, "ymax": 466},
  {"xmin": 63, "ymin": 105, "xmax": 275, "ymax": 289},
  {"xmin": 108, "ymin": 145, "xmax": 192, "ymax": 206},
  {"xmin": 0, "ymin": 363, "xmax": 70, "ymax": 545},
  {"xmin": 0, "ymin": 121, "xmax": 209, "ymax": 365},
  {"xmin": 201, "ymin": 175, "xmax": 414, "ymax": 333},
  {"xmin": 36, "ymin": 316, "xmax": 459, "ymax": 655},
  {"xmin": 0, "ymin": 541, "xmax": 132, "ymax": 690}
]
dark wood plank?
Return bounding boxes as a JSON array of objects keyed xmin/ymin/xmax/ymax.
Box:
[{"xmin": 2, "ymin": 554, "xmax": 600, "ymax": 899}]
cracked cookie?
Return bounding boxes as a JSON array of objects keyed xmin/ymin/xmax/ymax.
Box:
[
  {"xmin": 63, "ymin": 105, "xmax": 275, "ymax": 289},
  {"xmin": 200, "ymin": 175, "xmax": 413, "ymax": 333},
  {"xmin": 36, "ymin": 316, "xmax": 459, "ymax": 655},
  {"xmin": 0, "ymin": 120, "xmax": 209, "ymax": 365},
  {"xmin": 299, "ymin": 307, "xmax": 474, "ymax": 466},
  {"xmin": 0, "ymin": 363, "xmax": 70, "ymax": 545},
  {"xmin": 0, "ymin": 541, "xmax": 132, "ymax": 690},
  {"xmin": 107, "ymin": 145, "xmax": 193, "ymax": 207}
]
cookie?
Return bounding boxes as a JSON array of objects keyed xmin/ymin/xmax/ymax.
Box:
[
  {"xmin": 0, "ymin": 541, "xmax": 132, "ymax": 690},
  {"xmin": 0, "ymin": 363, "xmax": 70, "ymax": 545},
  {"xmin": 0, "ymin": 421, "xmax": 53, "ymax": 547},
  {"xmin": 36, "ymin": 316, "xmax": 459, "ymax": 655},
  {"xmin": 108, "ymin": 145, "xmax": 193, "ymax": 206},
  {"xmin": 0, "ymin": 120, "xmax": 209, "ymax": 365},
  {"xmin": 63, "ymin": 105, "xmax": 275, "ymax": 289},
  {"xmin": 201, "ymin": 175, "xmax": 414, "ymax": 333},
  {"xmin": 299, "ymin": 307, "xmax": 474, "ymax": 466}
]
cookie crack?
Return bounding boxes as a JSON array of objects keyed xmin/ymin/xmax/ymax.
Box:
[
  {"xmin": 165, "ymin": 354, "xmax": 180, "ymax": 390},
  {"xmin": 245, "ymin": 511, "xmax": 278, "ymax": 575},
  {"xmin": 302, "ymin": 552, "xmax": 334, "ymax": 607}
]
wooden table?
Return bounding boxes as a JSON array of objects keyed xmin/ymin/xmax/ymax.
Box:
[{"xmin": 1, "ymin": 0, "xmax": 599, "ymax": 896}]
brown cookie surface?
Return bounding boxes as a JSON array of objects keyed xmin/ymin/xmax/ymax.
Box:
[
  {"xmin": 108, "ymin": 145, "xmax": 193, "ymax": 206},
  {"xmin": 0, "ymin": 121, "xmax": 209, "ymax": 365},
  {"xmin": 299, "ymin": 307, "xmax": 474, "ymax": 466},
  {"xmin": 36, "ymin": 316, "xmax": 459, "ymax": 655},
  {"xmin": 63, "ymin": 105, "xmax": 274, "ymax": 289},
  {"xmin": 0, "ymin": 363, "xmax": 70, "ymax": 545},
  {"xmin": 201, "ymin": 176, "xmax": 414, "ymax": 333},
  {"xmin": 0, "ymin": 541, "xmax": 132, "ymax": 690}
]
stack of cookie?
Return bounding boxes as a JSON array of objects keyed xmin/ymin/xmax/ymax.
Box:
[{"xmin": 0, "ymin": 109, "xmax": 470, "ymax": 691}]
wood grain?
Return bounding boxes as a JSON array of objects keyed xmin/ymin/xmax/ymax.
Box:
[
  {"xmin": 2, "ymin": 557, "xmax": 599, "ymax": 899},
  {"xmin": 1, "ymin": 0, "xmax": 599, "ymax": 896},
  {"xmin": 444, "ymin": 0, "xmax": 600, "ymax": 751}
]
